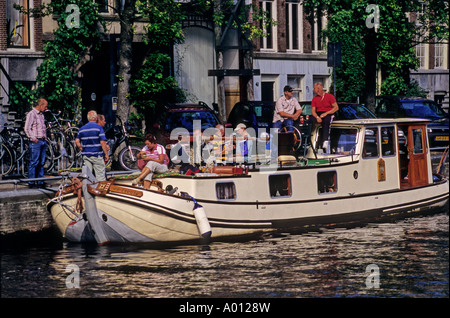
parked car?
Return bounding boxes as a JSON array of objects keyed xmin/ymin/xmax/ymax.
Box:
[
  {"xmin": 227, "ymin": 101, "xmax": 377, "ymax": 133},
  {"xmin": 300, "ymin": 102, "xmax": 377, "ymax": 120},
  {"xmin": 152, "ymin": 102, "xmax": 221, "ymax": 146},
  {"xmin": 226, "ymin": 101, "xmax": 275, "ymax": 135},
  {"xmin": 375, "ymin": 96, "xmax": 449, "ymax": 151}
]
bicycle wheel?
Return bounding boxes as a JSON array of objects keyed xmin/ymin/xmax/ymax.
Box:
[
  {"xmin": 118, "ymin": 145, "xmax": 141, "ymax": 171},
  {"xmin": 44, "ymin": 141, "xmax": 55, "ymax": 173},
  {"xmin": 64, "ymin": 126, "xmax": 79, "ymax": 141},
  {"xmin": 0, "ymin": 142, "xmax": 14, "ymax": 176},
  {"xmin": 58, "ymin": 139, "xmax": 76, "ymax": 170},
  {"xmin": 65, "ymin": 126, "xmax": 81, "ymax": 164},
  {"xmin": 47, "ymin": 130, "xmax": 65, "ymax": 161}
]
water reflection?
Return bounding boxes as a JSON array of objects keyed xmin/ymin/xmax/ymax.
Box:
[{"xmin": 1, "ymin": 213, "xmax": 448, "ymax": 298}]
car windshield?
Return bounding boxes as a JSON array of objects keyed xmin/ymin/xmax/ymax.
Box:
[
  {"xmin": 164, "ymin": 111, "xmax": 218, "ymax": 131},
  {"xmin": 253, "ymin": 105, "xmax": 274, "ymax": 127},
  {"xmin": 339, "ymin": 104, "xmax": 376, "ymax": 119},
  {"xmin": 401, "ymin": 101, "xmax": 447, "ymax": 119}
]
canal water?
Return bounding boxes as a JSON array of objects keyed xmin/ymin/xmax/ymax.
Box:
[{"xmin": 1, "ymin": 211, "xmax": 448, "ymax": 299}]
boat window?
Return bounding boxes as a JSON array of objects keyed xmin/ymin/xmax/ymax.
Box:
[
  {"xmin": 381, "ymin": 126, "xmax": 396, "ymax": 156},
  {"xmin": 363, "ymin": 127, "xmax": 379, "ymax": 158},
  {"xmin": 269, "ymin": 174, "xmax": 292, "ymax": 198},
  {"xmin": 216, "ymin": 182, "xmax": 236, "ymax": 200},
  {"xmin": 317, "ymin": 171, "xmax": 337, "ymax": 194},
  {"xmin": 329, "ymin": 128, "xmax": 358, "ymax": 154},
  {"xmin": 412, "ymin": 128, "xmax": 424, "ymax": 154}
]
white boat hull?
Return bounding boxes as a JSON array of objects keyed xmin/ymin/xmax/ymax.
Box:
[{"xmin": 48, "ymin": 178, "xmax": 448, "ymax": 244}]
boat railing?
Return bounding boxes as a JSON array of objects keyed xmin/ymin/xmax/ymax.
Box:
[{"xmin": 0, "ymin": 170, "xmax": 138, "ymax": 191}]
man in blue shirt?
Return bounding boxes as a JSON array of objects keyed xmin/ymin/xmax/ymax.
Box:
[{"xmin": 75, "ymin": 110, "xmax": 109, "ymax": 181}]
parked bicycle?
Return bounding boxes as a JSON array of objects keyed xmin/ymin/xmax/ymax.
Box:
[
  {"xmin": 0, "ymin": 138, "xmax": 13, "ymax": 176},
  {"xmin": 0, "ymin": 122, "xmax": 54, "ymax": 177},
  {"xmin": 104, "ymin": 116, "xmax": 141, "ymax": 171},
  {"xmin": 45, "ymin": 110, "xmax": 79, "ymax": 170}
]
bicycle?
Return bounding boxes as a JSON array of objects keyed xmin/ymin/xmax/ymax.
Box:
[
  {"xmin": 45, "ymin": 111, "xmax": 78, "ymax": 170},
  {"xmin": 0, "ymin": 140, "xmax": 13, "ymax": 176},
  {"xmin": 1, "ymin": 123, "xmax": 23, "ymax": 176},
  {"xmin": 104, "ymin": 116, "xmax": 141, "ymax": 171}
]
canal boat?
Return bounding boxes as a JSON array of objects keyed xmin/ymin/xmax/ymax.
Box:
[{"xmin": 47, "ymin": 118, "xmax": 449, "ymax": 245}]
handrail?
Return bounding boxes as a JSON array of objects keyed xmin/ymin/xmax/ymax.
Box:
[{"xmin": 0, "ymin": 170, "xmax": 139, "ymax": 191}]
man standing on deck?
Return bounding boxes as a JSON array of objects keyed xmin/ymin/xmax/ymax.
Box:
[{"xmin": 310, "ymin": 82, "xmax": 339, "ymax": 152}]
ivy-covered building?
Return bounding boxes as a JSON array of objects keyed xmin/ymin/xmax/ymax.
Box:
[{"xmin": 1, "ymin": 0, "xmax": 448, "ymax": 125}]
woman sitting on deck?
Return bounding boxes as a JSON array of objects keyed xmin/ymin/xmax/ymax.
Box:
[{"xmin": 132, "ymin": 134, "xmax": 168, "ymax": 189}]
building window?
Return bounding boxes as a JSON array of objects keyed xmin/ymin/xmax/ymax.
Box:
[
  {"xmin": 286, "ymin": 0, "xmax": 302, "ymax": 52},
  {"xmin": 287, "ymin": 75, "xmax": 304, "ymax": 100},
  {"xmin": 415, "ymin": 36, "xmax": 427, "ymax": 69},
  {"xmin": 363, "ymin": 127, "xmax": 379, "ymax": 158},
  {"xmin": 317, "ymin": 171, "xmax": 337, "ymax": 194},
  {"xmin": 259, "ymin": 0, "xmax": 276, "ymax": 50},
  {"xmin": 269, "ymin": 174, "xmax": 291, "ymax": 198},
  {"xmin": 6, "ymin": 0, "xmax": 30, "ymax": 48},
  {"xmin": 94, "ymin": 0, "xmax": 109, "ymax": 13},
  {"xmin": 434, "ymin": 39, "xmax": 445, "ymax": 69},
  {"xmin": 216, "ymin": 182, "xmax": 236, "ymax": 200},
  {"xmin": 312, "ymin": 8, "xmax": 326, "ymax": 51}
]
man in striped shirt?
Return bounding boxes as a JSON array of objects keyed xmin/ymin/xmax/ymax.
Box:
[
  {"xmin": 24, "ymin": 98, "xmax": 48, "ymax": 188},
  {"xmin": 75, "ymin": 111, "xmax": 109, "ymax": 181}
]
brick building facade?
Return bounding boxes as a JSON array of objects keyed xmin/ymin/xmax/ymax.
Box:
[{"xmin": 0, "ymin": 0, "xmax": 45, "ymax": 108}]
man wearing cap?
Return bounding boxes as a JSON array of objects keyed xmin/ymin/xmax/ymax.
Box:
[
  {"xmin": 273, "ymin": 85, "xmax": 302, "ymax": 132},
  {"xmin": 310, "ymin": 82, "xmax": 339, "ymax": 151}
]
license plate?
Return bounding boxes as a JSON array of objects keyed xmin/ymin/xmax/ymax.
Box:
[{"xmin": 435, "ymin": 136, "xmax": 449, "ymax": 141}]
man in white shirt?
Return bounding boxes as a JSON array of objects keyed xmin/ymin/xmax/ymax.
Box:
[{"xmin": 272, "ymin": 85, "xmax": 302, "ymax": 132}]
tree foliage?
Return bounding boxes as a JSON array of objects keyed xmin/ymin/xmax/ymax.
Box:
[
  {"xmin": 10, "ymin": 0, "xmax": 104, "ymax": 117},
  {"xmin": 304, "ymin": 0, "xmax": 449, "ymax": 103},
  {"xmin": 127, "ymin": 0, "xmax": 186, "ymax": 116}
]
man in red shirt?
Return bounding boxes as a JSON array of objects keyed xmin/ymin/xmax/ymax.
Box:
[{"xmin": 310, "ymin": 82, "xmax": 339, "ymax": 151}]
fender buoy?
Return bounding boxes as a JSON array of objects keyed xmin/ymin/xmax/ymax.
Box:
[{"xmin": 193, "ymin": 202, "xmax": 212, "ymax": 240}]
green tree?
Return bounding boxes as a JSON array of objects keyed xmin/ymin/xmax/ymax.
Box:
[
  {"xmin": 126, "ymin": 0, "xmax": 186, "ymax": 123},
  {"xmin": 10, "ymin": 0, "xmax": 104, "ymax": 118},
  {"xmin": 304, "ymin": 0, "xmax": 449, "ymax": 109}
]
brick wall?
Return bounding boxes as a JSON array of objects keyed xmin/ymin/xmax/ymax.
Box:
[
  {"xmin": 0, "ymin": 191, "xmax": 54, "ymax": 235},
  {"xmin": 277, "ymin": 0, "xmax": 286, "ymax": 53},
  {"xmin": 33, "ymin": 0, "xmax": 43, "ymax": 51},
  {"xmin": 0, "ymin": 0, "xmax": 7, "ymax": 51},
  {"xmin": 302, "ymin": 11, "xmax": 312, "ymax": 53}
]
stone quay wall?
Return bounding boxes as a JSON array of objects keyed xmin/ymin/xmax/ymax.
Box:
[{"xmin": 0, "ymin": 188, "xmax": 57, "ymax": 236}]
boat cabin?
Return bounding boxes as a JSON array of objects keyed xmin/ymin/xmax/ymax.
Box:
[
  {"xmin": 306, "ymin": 118, "xmax": 433, "ymax": 190},
  {"xmin": 162, "ymin": 118, "xmax": 437, "ymax": 203}
]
